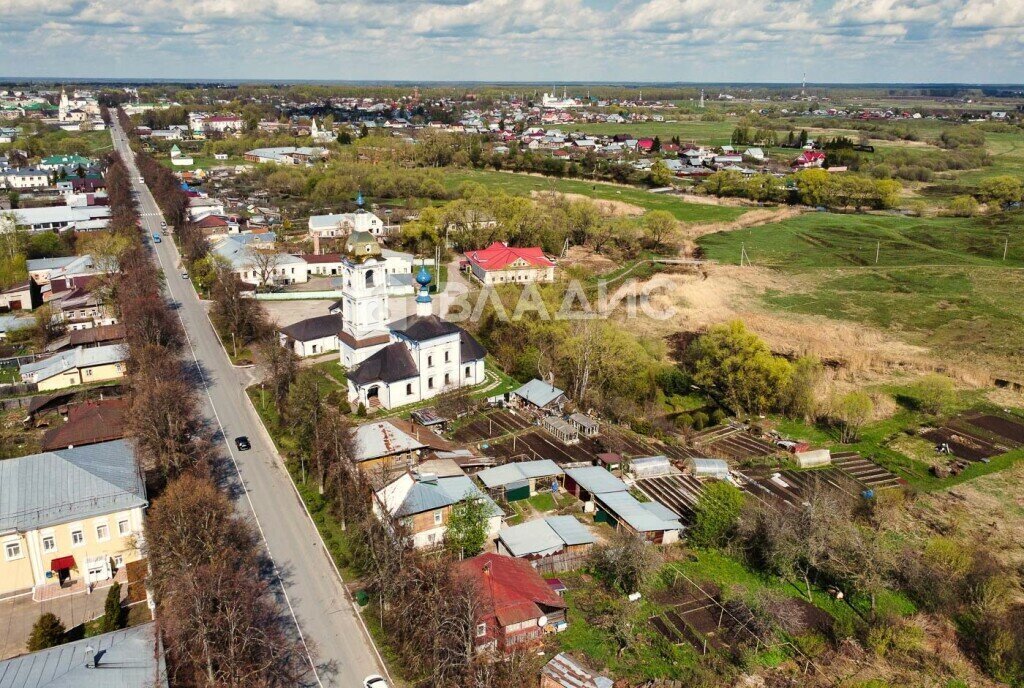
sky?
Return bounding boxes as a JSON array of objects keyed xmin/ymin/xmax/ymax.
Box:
[{"xmin": 1, "ymin": 0, "xmax": 1022, "ymax": 84}]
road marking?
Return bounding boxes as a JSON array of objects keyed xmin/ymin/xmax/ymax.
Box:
[{"xmin": 118, "ymin": 134, "xmax": 325, "ymax": 687}]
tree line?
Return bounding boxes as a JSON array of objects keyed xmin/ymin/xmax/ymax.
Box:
[{"xmin": 104, "ymin": 134, "xmax": 313, "ymax": 686}]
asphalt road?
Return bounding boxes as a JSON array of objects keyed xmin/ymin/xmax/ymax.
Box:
[{"xmin": 109, "ymin": 121, "xmax": 386, "ymax": 688}]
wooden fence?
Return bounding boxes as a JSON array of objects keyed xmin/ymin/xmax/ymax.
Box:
[{"xmin": 530, "ymin": 550, "xmax": 588, "ymax": 575}]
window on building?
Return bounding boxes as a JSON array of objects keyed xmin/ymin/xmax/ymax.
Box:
[
  {"xmin": 4, "ymin": 541, "xmax": 22, "ymax": 560},
  {"xmin": 113, "ymin": 555, "xmax": 124, "ymax": 568},
  {"xmin": 118, "ymin": 520, "xmax": 130, "ymax": 536},
  {"xmin": 428, "ymin": 377, "xmax": 434, "ymax": 389},
  {"xmin": 444, "ymin": 350, "xmax": 450, "ymax": 362},
  {"xmin": 406, "ymin": 383, "xmax": 413, "ymax": 395},
  {"xmin": 476, "ymin": 623, "xmax": 487, "ymax": 637},
  {"xmin": 433, "ymin": 510, "xmax": 443, "ymax": 525},
  {"xmin": 96, "ymin": 524, "xmax": 109, "ymax": 541},
  {"xmin": 42, "ymin": 536, "xmax": 56, "ymax": 552},
  {"xmin": 444, "ymin": 373, "xmax": 450, "ymax": 386},
  {"xmin": 465, "ymin": 366, "xmax": 471, "ymax": 378},
  {"xmin": 71, "ymin": 529, "xmax": 84, "ymax": 546},
  {"xmin": 427, "ymin": 355, "xmax": 433, "ymax": 368}
]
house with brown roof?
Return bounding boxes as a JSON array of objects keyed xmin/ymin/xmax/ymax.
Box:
[
  {"xmin": 41, "ymin": 398, "xmax": 126, "ymax": 451},
  {"xmin": 458, "ymin": 552, "xmax": 568, "ymax": 652}
]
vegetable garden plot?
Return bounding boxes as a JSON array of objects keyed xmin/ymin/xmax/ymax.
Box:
[
  {"xmin": 831, "ymin": 451, "xmax": 904, "ymax": 490},
  {"xmin": 920, "ymin": 426, "xmax": 1006, "ymax": 462},
  {"xmin": 452, "ymin": 409, "xmax": 532, "ymax": 443},
  {"xmin": 959, "ymin": 413, "xmax": 1024, "ymax": 446}
]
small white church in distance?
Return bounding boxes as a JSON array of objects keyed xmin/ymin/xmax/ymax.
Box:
[{"xmin": 340, "ymin": 231, "xmax": 487, "ymax": 410}]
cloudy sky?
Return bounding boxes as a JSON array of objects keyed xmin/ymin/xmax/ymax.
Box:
[{"xmin": 1, "ymin": 0, "xmax": 1022, "ymax": 83}]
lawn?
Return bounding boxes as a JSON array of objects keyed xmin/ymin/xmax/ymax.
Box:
[
  {"xmin": 312, "ymin": 359, "xmax": 348, "ymax": 385},
  {"xmin": 443, "ymin": 168, "xmax": 748, "ymax": 224}
]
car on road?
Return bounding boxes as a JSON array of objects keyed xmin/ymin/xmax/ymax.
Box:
[
  {"xmin": 138, "ymin": 176, "xmax": 144, "ymax": 183},
  {"xmin": 152, "ymin": 234, "xmax": 162, "ymax": 243},
  {"xmin": 234, "ymin": 436, "xmax": 251, "ymax": 451},
  {"xmin": 363, "ymin": 676, "xmax": 389, "ymax": 688},
  {"xmin": 181, "ymin": 271, "xmax": 189, "ymax": 280},
  {"xmin": 160, "ymin": 220, "xmax": 166, "ymax": 227}
]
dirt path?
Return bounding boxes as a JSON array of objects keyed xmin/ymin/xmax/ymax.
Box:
[{"xmin": 685, "ymin": 205, "xmax": 805, "ymax": 240}]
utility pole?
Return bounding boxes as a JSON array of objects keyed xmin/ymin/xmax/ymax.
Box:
[
  {"xmin": 875, "ymin": 241, "xmax": 880, "ymax": 264},
  {"xmin": 1004, "ymin": 236, "xmax": 1009, "ymax": 261}
]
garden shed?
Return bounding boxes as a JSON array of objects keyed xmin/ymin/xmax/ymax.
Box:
[
  {"xmin": 569, "ymin": 413, "xmax": 600, "ymax": 437},
  {"xmin": 542, "ymin": 416, "xmax": 580, "ymax": 445}
]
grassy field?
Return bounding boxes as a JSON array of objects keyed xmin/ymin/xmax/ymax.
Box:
[
  {"xmin": 701, "ymin": 211, "xmax": 1024, "ymax": 269},
  {"xmin": 444, "ymin": 168, "xmax": 748, "ymax": 223},
  {"xmin": 699, "ymin": 211, "xmax": 1024, "ymax": 375}
]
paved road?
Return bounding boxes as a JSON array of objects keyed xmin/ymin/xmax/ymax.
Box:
[{"xmin": 109, "ymin": 121, "xmax": 385, "ymax": 687}]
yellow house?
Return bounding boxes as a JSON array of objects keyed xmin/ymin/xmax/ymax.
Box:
[
  {"xmin": 19, "ymin": 344, "xmax": 127, "ymax": 392},
  {"xmin": 0, "ymin": 439, "xmax": 148, "ymax": 598}
]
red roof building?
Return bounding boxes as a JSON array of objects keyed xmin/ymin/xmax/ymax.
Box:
[
  {"xmin": 792, "ymin": 150, "xmax": 826, "ymax": 168},
  {"xmin": 464, "ymin": 242, "xmax": 556, "ymax": 285},
  {"xmin": 40, "ymin": 398, "xmax": 126, "ymax": 451},
  {"xmin": 458, "ymin": 552, "xmax": 568, "ymax": 652},
  {"xmin": 636, "ymin": 137, "xmax": 655, "ymax": 151}
]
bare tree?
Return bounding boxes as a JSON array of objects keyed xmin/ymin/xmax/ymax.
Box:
[{"xmin": 246, "ymin": 247, "xmax": 282, "ymax": 288}]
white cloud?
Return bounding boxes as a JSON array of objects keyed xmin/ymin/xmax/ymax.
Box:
[{"xmin": 0, "ymin": 0, "xmax": 1021, "ymax": 81}]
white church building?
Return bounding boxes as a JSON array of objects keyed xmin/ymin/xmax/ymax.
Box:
[{"xmin": 340, "ymin": 231, "xmax": 486, "ymax": 411}]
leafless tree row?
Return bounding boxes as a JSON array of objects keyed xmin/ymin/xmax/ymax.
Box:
[{"xmin": 106, "ymin": 144, "xmax": 314, "ymax": 686}]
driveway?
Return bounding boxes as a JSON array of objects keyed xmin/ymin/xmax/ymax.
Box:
[{"xmin": 0, "ymin": 583, "xmax": 126, "ymax": 660}]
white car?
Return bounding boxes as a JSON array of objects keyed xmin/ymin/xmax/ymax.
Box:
[{"xmin": 363, "ymin": 676, "xmax": 389, "ymax": 688}]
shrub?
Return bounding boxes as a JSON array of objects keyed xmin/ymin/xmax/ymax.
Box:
[
  {"xmin": 689, "ymin": 481, "xmax": 745, "ymax": 548},
  {"xmin": 947, "ymin": 195, "xmax": 980, "ymax": 217},
  {"xmin": 100, "ymin": 581, "xmax": 123, "ymax": 633},
  {"xmin": 27, "ymin": 613, "xmax": 65, "ymax": 651}
]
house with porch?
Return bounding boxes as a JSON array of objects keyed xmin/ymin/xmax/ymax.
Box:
[{"xmin": 0, "ymin": 439, "xmax": 147, "ymax": 598}]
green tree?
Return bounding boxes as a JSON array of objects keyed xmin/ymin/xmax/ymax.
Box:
[
  {"xmin": 915, "ymin": 374, "xmax": 955, "ymax": 415},
  {"xmin": 337, "ymin": 130, "xmax": 353, "ymax": 145},
  {"xmin": 100, "ymin": 581, "xmax": 123, "ymax": 633},
  {"xmin": 782, "ymin": 356, "xmax": 823, "ymax": 420},
  {"xmin": 834, "ymin": 391, "xmax": 873, "ymax": 443},
  {"xmin": 27, "ymin": 613, "xmax": 65, "ymax": 651},
  {"xmin": 648, "ymin": 159, "xmax": 674, "ymax": 187},
  {"xmin": 687, "ymin": 321, "xmax": 793, "ymax": 414},
  {"xmin": 445, "ymin": 497, "xmax": 489, "ymax": 558},
  {"xmin": 978, "ymin": 175, "xmax": 1023, "ymax": 208},
  {"xmin": 689, "ymin": 481, "xmax": 745, "ymax": 548},
  {"xmin": 641, "ymin": 210, "xmax": 678, "ymax": 249}
]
